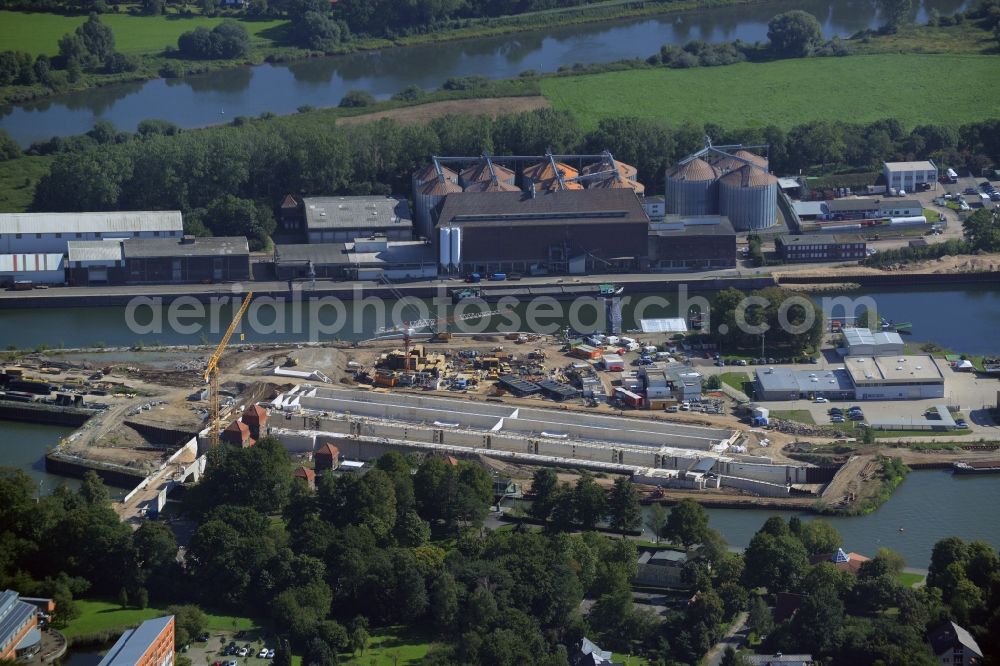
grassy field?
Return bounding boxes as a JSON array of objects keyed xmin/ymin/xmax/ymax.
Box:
[
  {"xmin": 0, "ymin": 10, "xmax": 287, "ymax": 56},
  {"xmin": 718, "ymin": 372, "xmax": 752, "ymax": 394},
  {"xmin": 541, "ymin": 54, "xmax": 1000, "ymax": 130},
  {"xmin": 62, "ymin": 599, "xmax": 256, "ymax": 639},
  {"xmin": 771, "ymin": 409, "xmax": 816, "ymax": 425},
  {"xmin": 339, "ymin": 626, "xmax": 437, "ymax": 665},
  {"xmin": 0, "ymin": 155, "xmax": 51, "ymax": 213},
  {"xmin": 896, "ymin": 571, "xmax": 926, "ymax": 588}
]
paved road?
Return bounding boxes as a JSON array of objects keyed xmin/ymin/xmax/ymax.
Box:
[{"xmin": 703, "ymin": 611, "xmax": 749, "ymax": 666}]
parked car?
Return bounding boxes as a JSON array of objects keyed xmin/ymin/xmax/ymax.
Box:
[
  {"xmin": 238, "ymin": 648, "xmax": 248, "ymax": 657},
  {"xmin": 259, "ymin": 648, "xmax": 269, "ymax": 658},
  {"xmin": 267, "ymin": 649, "xmax": 275, "ymax": 659},
  {"xmin": 956, "ymin": 419, "xmax": 968, "ymax": 429},
  {"xmin": 814, "ymin": 397, "xmax": 829, "ymax": 403},
  {"xmin": 831, "ymin": 416, "xmax": 845, "ymax": 423}
]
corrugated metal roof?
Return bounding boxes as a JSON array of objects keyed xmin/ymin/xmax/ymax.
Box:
[
  {"xmin": 66, "ymin": 240, "xmax": 123, "ymax": 262},
  {"xmin": 522, "ymin": 160, "xmax": 578, "ymax": 183},
  {"xmin": 460, "ymin": 161, "xmax": 515, "ymax": 184},
  {"xmin": 0, "ymin": 253, "xmax": 65, "ymax": 273},
  {"xmin": 718, "ymin": 164, "xmax": 778, "ymax": 188},
  {"xmin": 0, "ymin": 211, "xmax": 182, "ymax": 236},
  {"xmin": 666, "ymin": 158, "xmax": 719, "ymax": 182},
  {"xmin": 463, "ymin": 179, "xmax": 520, "ymax": 193},
  {"xmin": 413, "ymin": 164, "xmax": 457, "ymax": 185},
  {"xmin": 304, "ymin": 195, "xmax": 413, "ymax": 230},
  {"xmin": 97, "ymin": 616, "xmax": 173, "ymax": 666},
  {"xmin": 438, "ymin": 189, "xmax": 648, "ymax": 229}
]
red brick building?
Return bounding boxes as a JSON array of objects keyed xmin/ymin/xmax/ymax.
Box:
[
  {"xmin": 222, "ymin": 420, "xmax": 254, "ymax": 448},
  {"xmin": 315, "ymin": 442, "xmax": 340, "ymax": 472},
  {"xmin": 97, "ymin": 615, "xmax": 175, "ymax": 666},
  {"xmin": 242, "ymin": 404, "xmax": 268, "ymax": 440}
]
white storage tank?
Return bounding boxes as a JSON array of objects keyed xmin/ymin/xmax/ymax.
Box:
[
  {"xmin": 438, "ymin": 227, "xmax": 452, "ymax": 271},
  {"xmin": 718, "ymin": 164, "xmax": 778, "ymax": 231},
  {"xmin": 664, "ymin": 158, "xmax": 720, "ymax": 216},
  {"xmin": 450, "ymin": 226, "xmax": 462, "ymax": 270},
  {"xmin": 414, "ymin": 170, "xmax": 461, "ymax": 240}
]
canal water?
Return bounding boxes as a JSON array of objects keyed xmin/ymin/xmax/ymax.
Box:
[
  {"xmin": 0, "ymin": 0, "xmax": 970, "ymax": 145},
  {"xmin": 0, "ymin": 421, "xmax": 80, "ymax": 493},
  {"xmin": 1, "ymin": 285, "xmax": 997, "ymax": 354}
]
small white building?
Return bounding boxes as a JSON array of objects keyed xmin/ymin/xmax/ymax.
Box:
[
  {"xmin": 0, "ymin": 253, "xmax": 65, "ymax": 285},
  {"xmin": 0, "ymin": 211, "xmax": 183, "ymax": 256},
  {"xmin": 842, "ymin": 328, "xmax": 904, "ymax": 357},
  {"xmin": 883, "ymin": 160, "xmax": 938, "ymax": 193}
]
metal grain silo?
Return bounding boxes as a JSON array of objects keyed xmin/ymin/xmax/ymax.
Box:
[
  {"xmin": 664, "ymin": 158, "xmax": 720, "ymax": 215},
  {"xmin": 414, "ymin": 171, "xmax": 461, "ymax": 240},
  {"xmin": 463, "ymin": 178, "xmax": 520, "ymax": 193},
  {"xmin": 718, "ymin": 164, "xmax": 778, "ymax": 231},
  {"xmin": 459, "ymin": 159, "xmax": 516, "ymax": 189},
  {"xmin": 439, "ymin": 227, "xmax": 452, "ymax": 271}
]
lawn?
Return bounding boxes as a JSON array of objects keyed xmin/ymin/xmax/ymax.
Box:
[
  {"xmin": 541, "ymin": 54, "xmax": 1000, "ymax": 131},
  {"xmin": 62, "ymin": 599, "xmax": 256, "ymax": 639},
  {"xmin": 896, "ymin": 571, "xmax": 925, "ymax": 588},
  {"xmin": 0, "ymin": 10, "xmax": 288, "ymax": 56},
  {"xmin": 770, "ymin": 409, "xmax": 816, "ymax": 425},
  {"xmin": 718, "ymin": 371, "xmax": 751, "ymax": 394},
  {"xmin": 340, "ymin": 626, "xmax": 438, "ymax": 665}
]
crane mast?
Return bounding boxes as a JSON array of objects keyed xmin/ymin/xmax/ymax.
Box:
[{"xmin": 204, "ymin": 291, "xmax": 253, "ymax": 448}]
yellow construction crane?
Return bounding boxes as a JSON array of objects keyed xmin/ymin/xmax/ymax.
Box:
[{"xmin": 204, "ymin": 291, "xmax": 253, "ymax": 448}]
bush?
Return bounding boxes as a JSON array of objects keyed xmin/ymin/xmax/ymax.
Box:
[
  {"xmin": 338, "ymin": 89, "xmax": 375, "ymax": 108},
  {"xmin": 177, "ymin": 21, "xmax": 250, "ymax": 60}
]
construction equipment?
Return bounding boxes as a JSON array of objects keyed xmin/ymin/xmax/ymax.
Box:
[{"xmin": 204, "ymin": 291, "xmax": 253, "ymax": 448}]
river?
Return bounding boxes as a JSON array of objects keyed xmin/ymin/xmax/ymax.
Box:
[{"xmin": 0, "ymin": 0, "xmax": 970, "ymax": 146}]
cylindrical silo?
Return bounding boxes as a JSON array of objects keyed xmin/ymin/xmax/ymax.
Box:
[
  {"xmin": 462, "ymin": 179, "xmax": 520, "ymax": 193},
  {"xmin": 438, "ymin": 227, "xmax": 452, "ymax": 272},
  {"xmin": 588, "ymin": 174, "xmax": 645, "ymax": 195},
  {"xmin": 450, "ymin": 226, "xmax": 462, "ymax": 271},
  {"xmin": 718, "ymin": 165, "xmax": 778, "ymax": 231},
  {"xmin": 734, "ymin": 150, "xmax": 768, "ymax": 170},
  {"xmin": 581, "ymin": 158, "xmax": 638, "ymax": 183},
  {"xmin": 664, "ymin": 158, "xmax": 720, "ymax": 215},
  {"xmin": 460, "ymin": 159, "xmax": 516, "ymax": 189},
  {"xmin": 414, "ymin": 174, "xmax": 461, "ymax": 240}
]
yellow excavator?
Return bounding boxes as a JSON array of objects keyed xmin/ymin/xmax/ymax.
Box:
[{"xmin": 204, "ymin": 291, "xmax": 253, "ymax": 448}]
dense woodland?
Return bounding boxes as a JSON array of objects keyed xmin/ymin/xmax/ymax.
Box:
[{"xmin": 2, "ymin": 444, "xmax": 999, "ymax": 665}]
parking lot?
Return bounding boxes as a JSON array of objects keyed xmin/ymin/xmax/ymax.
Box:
[{"xmin": 181, "ymin": 630, "xmax": 277, "ymax": 666}]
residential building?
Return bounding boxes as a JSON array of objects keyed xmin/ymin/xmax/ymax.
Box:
[
  {"xmin": 315, "ymin": 442, "xmax": 340, "ymax": 472},
  {"xmin": 842, "ymin": 328, "xmax": 904, "ymax": 357},
  {"xmin": 746, "ymin": 654, "xmax": 815, "ymax": 666},
  {"xmin": 274, "ymin": 238, "xmax": 437, "ymax": 281},
  {"xmin": 222, "ymin": 420, "xmax": 254, "ymax": 448},
  {"xmin": 242, "ymin": 404, "xmax": 268, "ymax": 440},
  {"xmin": 570, "ymin": 637, "xmax": 623, "ymax": 666},
  {"xmin": 293, "ymin": 466, "xmax": 316, "ymax": 490},
  {"xmin": 97, "ymin": 615, "xmax": 175, "ymax": 666},
  {"xmin": 647, "ymin": 215, "xmax": 736, "ymax": 270},
  {"xmin": 634, "ymin": 548, "xmax": 690, "ymax": 587},
  {"xmin": 884, "ymin": 160, "xmax": 938, "ymax": 193},
  {"xmin": 436, "ymin": 189, "xmax": 649, "ymax": 275},
  {"xmin": 0, "ymin": 211, "xmax": 183, "ymax": 255},
  {"xmin": 927, "ymin": 620, "xmax": 982, "ymax": 666},
  {"xmin": 776, "ymin": 235, "xmax": 867, "ymax": 262},
  {"xmin": 808, "ymin": 548, "xmax": 870, "ymax": 575},
  {"xmin": 303, "ymin": 196, "xmax": 413, "ymax": 243},
  {"xmin": 0, "ymin": 252, "xmax": 65, "ymax": 286},
  {"xmin": 0, "ymin": 590, "xmax": 42, "ymax": 661}
]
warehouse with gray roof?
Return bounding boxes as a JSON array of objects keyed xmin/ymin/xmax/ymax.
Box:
[{"xmin": 303, "ymin": 196, "xmax": 413, "ymax": 243}]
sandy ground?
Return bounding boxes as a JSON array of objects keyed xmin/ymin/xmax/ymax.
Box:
[{"xmin": 335, "ymin": 96, "xmax": 550, "ymax": 126}]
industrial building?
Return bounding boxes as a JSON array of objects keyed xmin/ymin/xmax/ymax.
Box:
[
  {"xmin": 841, "ymin": 328, "xmax": 904, "ymax": 357},
  {"xmin": 97, "ymin": 615, "xmax": 175, "ymax": 666},
  {"xmin": 412, "ymin": 152, "xmax": 645, "ymax": 238},
  {"xmin": 775, "ymin": 235, "xmax": 867, "ymax": 262},
  {"xmin": 755, "ymin": 355, "xmax": 945, "ymax": 401},
  {"xmin": 0, "ymin": 211, "xmax": 183, "ymax": 255},
  {"xmin": 436, "ymin": 189, "xmax": 649, "ymax": 275},
  {"xmin": 821, "ymin": 198, "xmax": 923, "ymax": 221},
  {"xmin": 641, "ymin": 364, "xmax": 703, "ymax": 401},
  {"xmin": 65, "ymin": 236, "xmax": 250, "ymax": 285},
  {"xmin": 274, "ymin": 238, "xmax": 436, "ymax": 281},
  {"xmin": 302, "ymin": 196, "xmax": 413, "ymax": 243},
  {"xmin": 883, "ymin": 160, "xmax": 938, "ymax": 193},
  {"xmin": 845, "ymin": 355, "xmax": 944, "ymax": 400},
  {"xmin": 0, "ymin": 252, "xmax": 66, "ymax": 286},
  {"xmin": 647, "ymin": 215, "xmax": 737, "ymax": 270},
  {"xmin": 0, "ymin": 590, "xmax": 42, "ymax": 661},
  {"xmin": 664, "ymin": 141, "xmax": 777, "ymax": 231}
]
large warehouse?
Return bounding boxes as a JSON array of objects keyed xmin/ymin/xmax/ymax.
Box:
[
  {"xmin": 0, "ymin": 211, "xmax": 183, "ymax": 255},
  {"xmin": 647, "ymin": 215, "xmax": 736, "ymax": 270},
  {"xmin": 755, "ymin": 355, "xmax": 945, "ymax": 401},
  {"xmin": 302, "ymin": 196, "xmax": 413, "ymax": 243},
  {"xmin": 274, "ymin": 238, "xmax": 437, "ymax": 281},
  {"xmin": 436, "ymin": 189, "xmax": 649, "ymax": 275},
  {"xmin": 664, "ymin": 141, "xmax": 777, "ymax": 231}
]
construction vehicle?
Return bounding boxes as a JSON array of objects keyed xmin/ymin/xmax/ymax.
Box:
[{"xmin": 204, "ymin": 291, "xmax": 253, "ymax": 448}]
